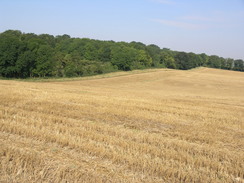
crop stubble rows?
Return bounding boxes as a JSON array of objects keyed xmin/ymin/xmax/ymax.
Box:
[{"xmin": 0, "ymin": 68, "xmax": 244, "ymax": 182}]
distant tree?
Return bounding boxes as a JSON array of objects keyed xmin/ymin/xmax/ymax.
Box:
[
  {"xmin": 146, "ymin": 44, "xmax": 161, "ymax": 67},
  {"xmin": 39, "ymin": 34, "xmax": 55, "ymax": 47},
  {"xmin": 207, "ymin": 55, "xmax": 221, "ymax": 68},
  {"xmin": 233, "ymin": 59, "xmax": 244, "ymax": 71},
  {"xmin": 160, "ymin": 51, "xmax": 176, "ymax": 69},
  {"xmin": 111, "ymin": 45, "xmax": 134, "ymax": 70},
  {"xmin": 55, "ymin": 34, "xmax": 71, "ymax": 44},
  {"xmin": 219, "ymin": 57, "xmax": 227, "ymax": 69},
  {"xmin": 0, "ymin": 29, "xmax": 242, "ymax": 78},
  {"xmin": 174, "ymin": 52, "xmax": 195, "ymax": 70},
  {"xmin": 33, "ymin": 45, "xmax": 54, "ymax": 77},
  {"xmin": 136, "ymin": 50, "xmax": 152, "ymax": 67},
  {"xmin": 130, "ymin": 41, "xmax": 146, "ymax": 50},
  {"xmin": 199, "ymin": 53, "xmax": 208, "ymax": 66},
  {"xmin": 225, "ymin": 58, "xmax": 234, "ymax": 70},
  {"xmin": 0, "ymin": 30, "xmax": 24, "ymax": 77},
  {"xmin": 63, "ymin": 54, "xmax": 79, "ymax": 77},
  {"xmin": 16, "ymin": 51, "xmax": 36, "ymax": 78},
  {"xmin": 83, "ymin": 42, "xmax": 98, "ymax": 60},
  {"xmin": 98, "ymin": 46, "xmax": 112, "ymax": 62},
  {"xmin": 53, "ymin": 51, "xmax": 66, "ymax": 77}
]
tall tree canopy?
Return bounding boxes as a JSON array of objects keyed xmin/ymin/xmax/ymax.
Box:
[{"xmin": 0, "ymin": 30, "xmax": 243, "ymax": 78}]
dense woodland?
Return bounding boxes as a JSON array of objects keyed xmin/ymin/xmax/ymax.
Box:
[{"xmin": 0, "ymin": 30, "xmax": 243, "ymax": 78}]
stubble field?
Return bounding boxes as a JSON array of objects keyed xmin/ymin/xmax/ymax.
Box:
[{"xmin": 0, "ymin": 67, "xmax": 244, "ymax": 182}]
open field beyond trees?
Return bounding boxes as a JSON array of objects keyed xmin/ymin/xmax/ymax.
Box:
[{"xmin": 0, "ymin": 67, "xmax": 244, "ymax": 182}]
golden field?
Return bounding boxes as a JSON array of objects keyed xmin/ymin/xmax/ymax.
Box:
[{"xmin": 0, "ymin": 67, "xmax": 244, "ymax": 183}]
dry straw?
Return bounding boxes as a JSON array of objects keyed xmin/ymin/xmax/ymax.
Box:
[{"xmin": 0, "ymin": 68, "xmax": 244, "ymax": 182}]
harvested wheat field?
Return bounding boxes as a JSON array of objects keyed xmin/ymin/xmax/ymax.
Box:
[{"xmin": 0, "ymin": 67, "xmax": 244, "ymax": 183}]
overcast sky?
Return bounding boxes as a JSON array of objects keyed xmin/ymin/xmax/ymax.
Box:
[{"xmin": 0, "ymin": 0, "xmax": 244, "ymax": 59}]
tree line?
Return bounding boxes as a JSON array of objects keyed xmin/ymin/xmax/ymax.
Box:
[{"xmin": 0, "ymin": 30, "xmax": 243, "ymax": 78}]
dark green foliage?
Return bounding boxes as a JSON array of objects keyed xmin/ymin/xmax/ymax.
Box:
[
  {"xmin": 129, "ymin": 41, "xmax": 147, "ymax": 50},
  {"xmin": 225, "ymin": 58, "xmax": 234, "ymax": 70},
  {"xmin": 0, "ymin": 31, "xmax": 24, "ymax": 77},
  {"xmin": 16, "ymin": 51, "xmax": 36, "ymax": 77},
  {"xmin": 160, "ymin": 49, "xmax": 176, "ymax": 69},
  {"xmin": 34, "ymin": 45, "xmax": 54, "ymax": 77},
  {"xmin": 0, "ymin": 29, "xmax": 243, "ymax": 78},
  {"xmin": 111, "ymin": 45, "xmax": 135, "ymax": 70},
  {"xmin": 175, "ymin": 52, "xmax": 196, "ymax": 70},
  {"xmin": 233, "ymin": 59, "xmax": 244, "ymax": 71},
  {"xmin": 199, "ymin": 53, "xmax": 209, "ymax": 66},
  {"xmin": 146, "ymin": 44, "xmax": 161, "ymax": 67},
  {"xmin": 208, "ymin": 55, "xmax": 222, "ymax": 68},
  {"xmin": 111, "ymin": 45, "xmax": 152, "ymax": 70}
]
